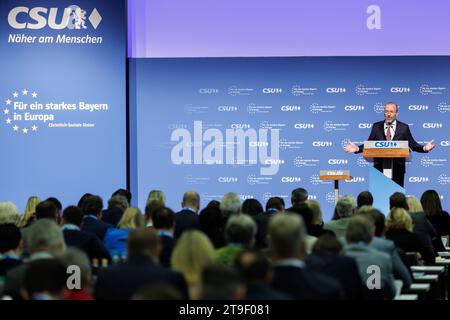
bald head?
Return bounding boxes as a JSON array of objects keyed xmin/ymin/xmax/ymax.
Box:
[{"xmin": 182, "ymin": 191, "xmax": 200, "ymax": 212}]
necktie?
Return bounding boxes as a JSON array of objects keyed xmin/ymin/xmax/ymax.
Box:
[{"xmin": 386, "ymin": 124, "xmax": 392, "ymax": 141}]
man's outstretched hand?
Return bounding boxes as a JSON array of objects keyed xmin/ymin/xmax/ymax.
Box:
[
  {"xmin": 424, "ymin": 140, "xmax": 435, "ymax": 152},
  {"xmin": 344, "ymin": 142, "xmax": 359, "ymax": 153}
]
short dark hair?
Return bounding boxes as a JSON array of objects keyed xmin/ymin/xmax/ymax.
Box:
[
  {"xmin": 127, "ymin": 228, "xmax": 161, "ymax": 258},
  {"xmin": 357, "ymin": 191, "xmax": 373, "ymax": 208},
  {"xmin": 77, "ymin": 193, "xmax": 92, "ymax": 208},
  {"xmin": 145, "ymin": 200, "xmax": 164, "ymax": 222},
  {"xmin": 201, "ymin": 264, "xmax": 244, "ymax": 299},
  {"xmin": 389, "ymin": 192, "xmax": 408, "ymax": 210},
  {"xmin": 291, "ymin": 188, "xmax": 308, "ymax": 205},
  {"xmin": 312, "ymin": 233, "xmax": 342, "ymax": 254},
  {"xmin": 234, "ymin": 249, "xmax": 270, "ymax": 283},
  {"xmin": 112, "ymin": 189, "xmax": 132, "ymax": 204},
  {"xmin": 288, "ymin": 203, "xmax": 314, "ymax": 228},
  {"xmin": 356, "ymin": 207, "xmax": 386, "ymax": 237},
  {"xmin": 24, "ymin": 259, "xmax": 68, "ymax": 298},
  {"xmin": 152, "ymin": 207, "xmax": 175, "ymax": 229},
  {"xmin": 82, "ymin": 195, "xmax": 103, "ymax": 216},
  {"xmin": 0, "ymin": 223, "xmax": 21, "ymax": 253},
  {"xmin": 46, "ymin": 197, "xmax": 62, "ymax": 211},
  {"xmin": 62, "ymin": 206, "xmax": 84, "ymax": 226},
  {"xmin": 265, "ymin": 197, "xmax": 285, "ymax": 212},
  {"xmin": 35, "ymin": 201, "xmax": 58, "ymax": 220},
  {"xmin": 241, "ymin": 199, "xmax": 263, "ymax": 216}
]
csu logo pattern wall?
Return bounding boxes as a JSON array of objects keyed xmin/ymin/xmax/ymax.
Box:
[{"xmin": 132, "ymin": 57, "xmax": 450, "ymax": 221}]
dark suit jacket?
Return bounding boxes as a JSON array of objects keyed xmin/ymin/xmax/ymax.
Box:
[
  {"xmin": 253, "ymin": 210, "xmax": 278, "ymax": 249},
  {"xmin": 0, "ymin": 258, "xmax": 22, "ymax": 278},
  {"xmin": 174, "ymin": 209, "xmax": 198, "ymax": 239},
  {"xmin": 102, "ymin": 207, "xmax": 124, "ymax": 228},
  {"xmin": 357, "ymin": 120, "xmax": 427, "ymax": 173},
  {"xmin": 80, "ymin": 215, "xmax": 113, "ymax": 241},
  {"xmin": 159, "ymin": 233, "xmax": 176, "ymax": 268},
  {"xmin": 246, "ymin": 282, "xmax": 291, "ymax": 300},
  {"xmin": 385, "ymin": 228, "xmax": 434, "ymax": 264},
  {"xmin": 271, "ymin": 264, "xmax": 343, "ymax": 300},
  {"xmin": 305, "ymin": 251, "xmax": 364, "ymax": 300},
  {"xmin": 63, "ymin": 229, "xmax": 111, "ymax": 261},
  {"xmin": 94, "ymin": 255, "xmax": 188, "ymax": 300}
]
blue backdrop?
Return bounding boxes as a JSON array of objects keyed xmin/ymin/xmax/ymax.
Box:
[
  {"xmin": 131, "ymin": 57, "xmax": 450, "ymax": 221},
  {"xmin": 0, "ymin": 0, "xmax": 127, "ymax": 211}
]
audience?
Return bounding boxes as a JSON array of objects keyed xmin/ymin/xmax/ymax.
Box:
[
  {"xmin": 80, "ymin": 195, "xmax": 113, "ymax": 241},
  {"xmin": 268, "ymin": 213, "xmax": 343, "ymax": 299},
  {"xmin": 344, "ymin": 215, "xmax": 396, "ymax": 299},
  {"xmin": 253, "ymin": 197, "xmax": 284, "ymax": 249},
  {"xmin": 198, "ymin": 205, "xmax": 227, "ymax": 249},
  {"xmin": 94, "ymin": 228, "xmax": 188, "ymax": 300},
  {"xmin": 171, "ymin": 230, "xmax": 215, "ymax": 299},
  {"xmin": 102, "ymin": 194, "xmax": 129, "ymax": 227},
  {"xmin": 235, "ymin": 249, "xmax": 290, "ymax": 299},
  {"xmin": 220, "ymin": 192, "xmax": 241, "ymax": 217},
  {"xmin": 421, "ymin": 189, "xmax": 450, "ymax": 238},
  {"xmin": 215, "ymin": 214, "xmax": 257, "ymax": 266},
  {"xmin": 152, "ymin": 206, "xmax": 176, "ymax": 267},
  {"xmin": 61, "ymin": 206, "xmax": 110, "ymax": 262},
  {"xmin": 0, "ymin": 224, "xmax": 23, "ymax": 277},
  {"xmin": 174, "ymin": 191, "xmax": 200, "ymax": 239},
  {"xmin": 103, "ymin": 207, "xmax": 145, "ymax": 258},
  {"xmin": 241, "ymin": 199, "xmax": 264, "ymax": 217},
  {"xmin": 385, "ymin": 208, "xmax": 434, "ymax": 265},
  {"xmin": 2, "ymin": 187, "xmax": 449, "ymax": 301},
  {"xmin": 324, "ymin": 195, "xmax": 357, "ymax": 238}
]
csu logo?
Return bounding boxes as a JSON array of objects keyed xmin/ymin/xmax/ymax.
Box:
[
  {"xmin": 8, "ymin": 5, "xmax": 102, "ymax": 30},
  {"xmin": 281, "ymin": 177, "xmax": 302, "ymax": 183},
  {"xmin": 423, "ymin": 123, "xmax": 443, "ymax": 129},
  {"xmin": 294, "ymin": 123, "xmax": 314, "ymax": 129},
  {"xmin": 358, "ymin": 123, "xmax": 372, "ymax": 129},
  {"xmin": 345, "ymin": 105, "xmax": 365, "ymax": 111},
  {"xmin": 328, "ymin": 159, "xmax": 348, "ymax": 165},
  {"xmin": 230, "ymin": 123, "xmax": 250, "ymax": 129},
  {"xmin": 375, "ymin": 141, "xmax": 398, "ymax": 147},
  {"xmin": 408, "ymin": 105, "xmax": 428, "ymax": 111},
  {"xmin": 262, "ymin": 88, "xmax": 282, "ymax": 94},
  {"xmin": 281, "ymin": 105, "xmax": 301, "ymax": 112},
  {"xmin": 440, "ymin": 140, "xmax": 450, "ymax": 147},
  {"xmin": 199, "ymin": 88, "xmax": 219, "ymax": 94},
  {"xmin": 390, "ymin": 87, "xmax": 410, "ymax": 93},
  {"xmin": 409, "ymin": 177, "xmax": 429, "ymax": 183},
  {"xmin": 326, "ymin": 87, "xmax": 346, "ymax": 93},
  {"xmin": 312, "ymin": 141, "xmax": 333, "ymax": 147},
  {"xmin": 218, "ymin": 177, "xmax": 238, "ymax": 183}
]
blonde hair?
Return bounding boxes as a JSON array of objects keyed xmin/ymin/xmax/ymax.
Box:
[
  {"xmin": 117, "ymin": 207, "xmax": 145, "ymax": 229},
  {"xmin": 18, "ymin": 196, "xmax": 41, "ymax": 227},
  {"xmin": 406, "ymin": 196, "xmax": 423, "ymax": 214},
  {"xmin": 171, "ymin": 230, "xmax": 215, "ymax": 286},
  {"xmin": 306, "ymin": 200, "xmax": 323, "ymax": 225},
  {"xmin": 386, "ymin": 208, "xmax": 413, "ymax": 232},
  {"xmin": 146, "ymin": 190, "xmax": 166, "ymax": 206}
]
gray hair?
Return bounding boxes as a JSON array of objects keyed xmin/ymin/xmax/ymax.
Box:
[
  {"xmin": 28, "ymin": 219, "xmax": 65, "ymax": 254},
  {"xmin": 268, "ymin": 213, "xmax": 306, "ymax": 257},
  {"xmin": 334, "ymin": 194, "xmax": 357, "ymax": 219},
  {"xmin": 0, "ymin": 201, "xmax": 19, "ymax": 225},
  {"xmin": 108, "ymin": 195, "xmax": 129, "ymax": 212},
  {"xmin": 225, "ymin": 214, "xmax": 257, "ymax": 245},
  {"xmin": 220, "ymin": 192, "xmax": 241, "ymax": 216},
  {"xmin": 345, "ymin": 215, "xmax": 374, "ymax": 244},
  {"xmin": 58, "ymin": 247, "xmax": 91, "ymax": 286}
]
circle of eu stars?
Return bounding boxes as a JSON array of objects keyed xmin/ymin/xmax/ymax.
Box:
[{"xmin": 3, "ymin": 89, "xmax": 39, "ymax": 134}]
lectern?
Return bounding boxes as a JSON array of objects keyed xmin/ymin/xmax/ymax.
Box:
[
  {"xmin": 362, "ymin": 141, "xmax": 410, "ymax": 179},
  {"xmin": 319, "ymin": 170, "xmax": 351, "ymax": 205}
]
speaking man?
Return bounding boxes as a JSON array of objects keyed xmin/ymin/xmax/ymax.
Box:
[{"xmin": 344, "ymin": 102, "xmax": 435, "ymax": 187}]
